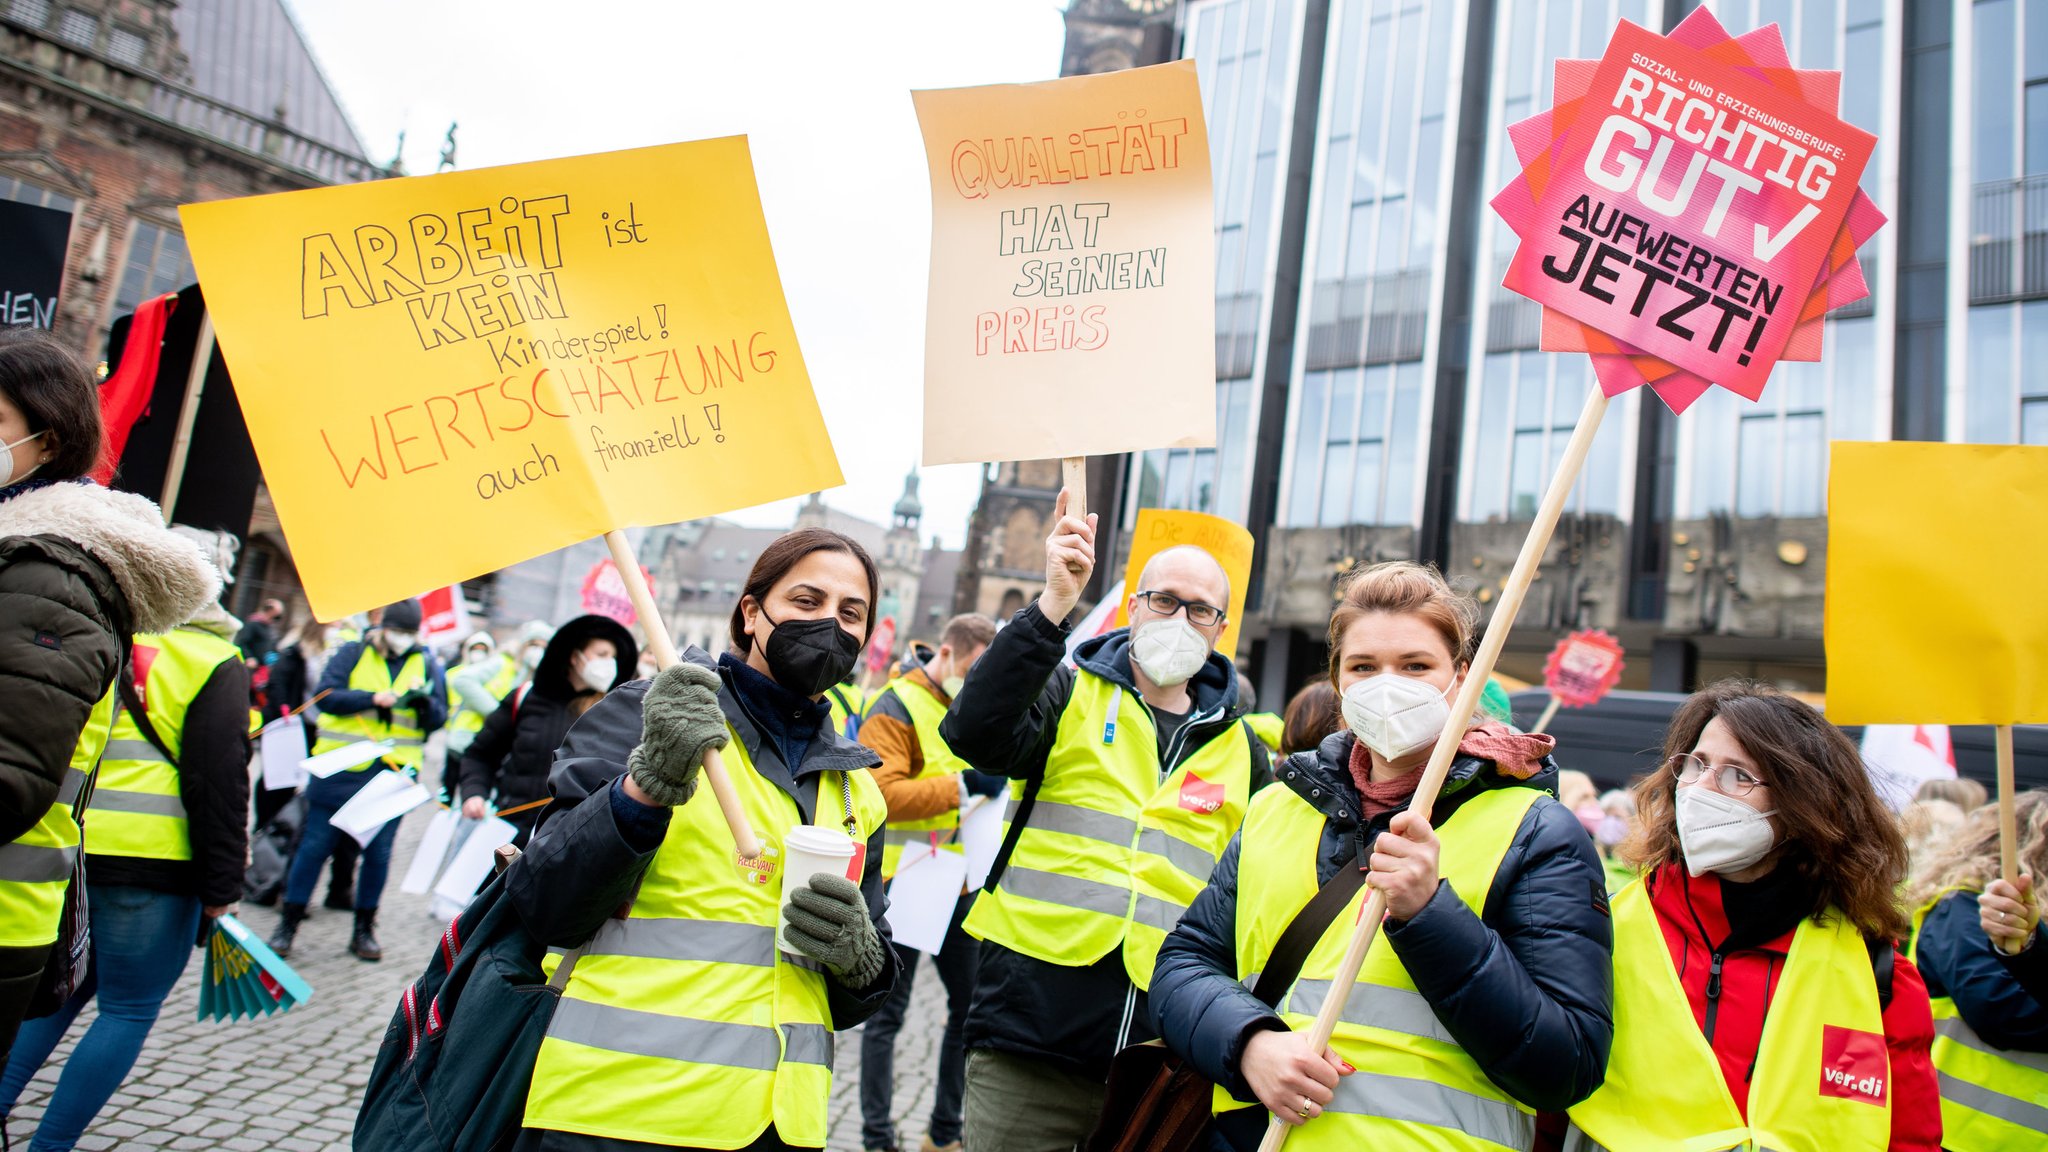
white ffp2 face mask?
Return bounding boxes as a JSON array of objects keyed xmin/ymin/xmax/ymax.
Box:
[
  {"xmin": 1675, "ymin": 784, "xmax": 1778, "ymax": 877},
  {"xmin": 1130, "ymin": 617, "xmax": 1210, "ymax": 688},
  {"xmin": 578, "ymin": 656, "xmax": 617, "ymax": 692},
  {"xmin": 1, "ymin": 430, "xmax": 46, "ymax": 487},
  {"xmin": 1342, "ymin": 673, "xmax": 1453, "ymax": 761}
]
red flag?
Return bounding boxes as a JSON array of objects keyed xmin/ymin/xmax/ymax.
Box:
[{"xmin": 94, "ymin": 293, "xmax": 179, "ymax": 485}]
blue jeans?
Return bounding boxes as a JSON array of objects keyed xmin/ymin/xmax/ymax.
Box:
[
  {"xmin": 284, "ymin": 770, "xmax": 399, "ymax": 910},
  {"xmin": 0, "ymin": 884, "xmax": 201, "ymax": 1151}
]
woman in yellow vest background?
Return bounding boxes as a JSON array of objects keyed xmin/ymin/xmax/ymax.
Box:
[
  {"xmin": 0, "ymin": 329, "xmax": 218, "ymax": 1056},
  {"xmin": 1151, "ymin": 562, "xmax": 1615, "ymax": 1150},
  {"xmin": 1563, "ymin": 682, "xmax": 1943, "ymax": 1152},
  {"xmin": 507, "ymin": 528, "xmax": 899, "ymax": 1152},
  {"xmin": 1905, "ymin": 789, "xmax": 2048, "ymax": 1150}
]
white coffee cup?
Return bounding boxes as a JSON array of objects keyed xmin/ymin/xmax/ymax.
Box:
[{"xmin": 777, "ymin": 825, "xmax": 858, "ymax": 953}]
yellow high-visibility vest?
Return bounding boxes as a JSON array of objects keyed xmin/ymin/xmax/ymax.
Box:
[
  {"xmin": 1908, "ymin": 889, "xmax": 2048, "ymax": 1151},
  {"xmin": 1218, "ymin": 779, "xmax": 1542, "ymax": 1150},
  {"xmin": 1567, "ymin": 880, "xmax": 1892, "ymax": 1151},
  {"xmin": 0, "ymin": 684, "xmax": 113, "ymax": 948},
  {"xmin": 312, "ymin": 645, "xmax": 429, "ymax": 772},
  {"xmin": 524, "ymin": 726, "xmax": 889, "ymax": 1147},
  {"xmin": 825, "ymin": 683, "xmax": 867, "ymax": 740},
  {"xmin": 93, "ymin": 627, "xmax": 239, "ymax": 862},
  {"xmin": 449, "ymin": 653, "xmax": 522, "ymax": 737},
  {"xmin": 963, "ymin": 670, "xmax": 1253, "ymax": 990},
  {"xmin": 877, "ymin": 677, "xmax": 969, "ymax": 879}
]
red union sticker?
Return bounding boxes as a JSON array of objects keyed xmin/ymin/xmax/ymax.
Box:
[
  {"xmin": 1179, "ymin": 772, "xmax": 1225, "ymax": 815},
  {"xmin": 1818, "ymin": 1024, "xmax": 1888, "ymax": 1106}
]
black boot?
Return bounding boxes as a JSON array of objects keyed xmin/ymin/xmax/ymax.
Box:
[
  {"xmin": 349, "ymin": 908, "xmax": 382, "ymax": 962},
  {"xmin": 268, "ymin": 902, "xmax": 307, "ymax": 958},
  {"xmin": 323, "ymin": 880, "xmax": 355, "ymax": 911}
]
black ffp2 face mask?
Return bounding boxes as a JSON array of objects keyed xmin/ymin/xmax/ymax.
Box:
[{"xmin": 755, "ymin": 608, "xmax": 864, "ymax": 698}]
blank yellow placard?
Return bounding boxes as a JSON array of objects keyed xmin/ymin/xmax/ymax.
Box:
[
  {"xmin": 912, "ymin": 60, "xmax": 1216, "ymax": 466},
  {"xmin": 180, "ymin": 138, "xmax": 840, "ymax": 622},
  {"xmin": 1115, "ymin": 508, "xmax": 1256, "ymax": 656},
  {"xmin": 1825, "ymin": 441, "xmax": 2048, "ymax": 725}
]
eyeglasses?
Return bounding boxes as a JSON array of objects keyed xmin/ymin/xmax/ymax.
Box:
[
  {"xmin": 1134, "ymin": 590, "xmax": 1227, "ymax": 628},
  {"xmin": 1668, "ymin": 753, "xmax": 1766, "ymax": 797}
]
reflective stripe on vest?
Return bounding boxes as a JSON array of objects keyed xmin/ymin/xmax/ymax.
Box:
[
  {"xmin": 1218, "ymin": 780, "xmax": 1543, "ymax": 1151},
  {"xmin": 879, "ymin": 679, "xmax": 968, "ymax": 878},
  {"xmin": 525, "ymin": 719, "xmax": 888, "ymax": 1147},
  {"xmin": 1567, "ymin": 880, "xmax": 1891, "ymax": 1152},
  {"xmin": 313, "ymin": 647, "xmax": 430, "ymax": 770},
  {"xmin": 1908, "ymin": 890, "xmax": 2048, "ymax": 1150},
  {"xmin": 93, "ymin": 627, "xmax": 236, "ymax": 862},
  {"xmin": 963, "ymin": 671, "xmax": 1251, "ymax": 990},
  {"xmin": 0, "ymin": 685, "xmax": 113, "ymax": 948}
]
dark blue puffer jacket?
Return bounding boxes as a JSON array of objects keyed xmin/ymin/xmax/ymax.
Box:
[
  {"xmin": 1149, "ymin": 729, "xmax": 1614, "ymax": 1147},
  {"xmin": 1913, "ymin": 889, "xmax": 2048, "ymax": 1050}
]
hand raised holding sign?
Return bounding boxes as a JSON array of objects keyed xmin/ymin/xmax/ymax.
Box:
[{"xmin": 1038, "ymin": 486, "xmax": 1098, "ymax": 625}]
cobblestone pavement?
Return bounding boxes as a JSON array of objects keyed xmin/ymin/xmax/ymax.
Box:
[{"xmin": 5, "ymin": 751, "xmax": 954, "ymax": 1151}]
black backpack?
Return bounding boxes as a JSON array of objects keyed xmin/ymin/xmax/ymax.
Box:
[{"xmin": 354, "ymin": 857, "xmax": 568, "ymax": 1152}]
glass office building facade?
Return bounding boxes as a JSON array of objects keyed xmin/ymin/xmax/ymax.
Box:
[{"xmin": 1113, "ymin": 0, "xmax": 2038, "ymax": 697}]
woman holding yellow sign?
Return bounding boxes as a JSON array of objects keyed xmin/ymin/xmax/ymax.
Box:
[{"xmin": 507, "ymin": 527, "xmax": 898, "ymax": 1152}]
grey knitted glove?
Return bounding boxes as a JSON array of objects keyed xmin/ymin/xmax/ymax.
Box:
[
  {"xmin": 626, "ymin": 663, "xmax": 729, "ymax": 807},
  {"xmin": 782, "ymin": 873, "xmax": 886, "ymax": 988}
]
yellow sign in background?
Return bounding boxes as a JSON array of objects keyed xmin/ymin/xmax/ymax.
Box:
[
  {"xmin": 912, "ymin": 60, "xmax": 1217, "ymax": 467},
  {"xmin": 1824, "ymin": 441, "xmax": 2048, "ymax": 725},
  {"xmin": 1115, "ymin": 508, "xmax": 1256, "ymax": 656},
  {"xmin": 181, "ymin": 138, "xmax": 841, "ymax": 621}
]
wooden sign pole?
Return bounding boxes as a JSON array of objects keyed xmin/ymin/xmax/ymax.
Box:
[
  {"xmin": 1063, "ymin": 457, "xmax": 1088, "ymax": 521},
  {"xmin": 1259, "ymin": 384, "xmax": 1610, "ymax": 1151},
  {"xmin": 1530, "ymin": 696, "xmax": 1563, "ymax": 736},
  {"xmin": 603, "ymin": 528, "xmax": 763, "ymax": 860},
  {"xmin": 1996, "ymin": 724, "xmax": 2022, "ymax": 955},
  {"xmin": 158, "ymin": 311, "xmax": 215, "ymax": 524}
]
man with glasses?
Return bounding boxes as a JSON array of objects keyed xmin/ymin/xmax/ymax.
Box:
[{"xmin": 940, "ymin": 489, "xmax": 1267, "ymax": 1152}]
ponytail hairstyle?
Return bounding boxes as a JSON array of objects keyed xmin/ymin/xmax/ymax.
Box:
[{"xmin": 1324, "ymin": 561, "xmax": 1479, "ymax": 687}]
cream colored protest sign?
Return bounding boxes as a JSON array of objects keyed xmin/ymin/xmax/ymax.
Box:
[
  {"xmin": 181, "ymin": 138, "xmax": 841, "ymax": 620},
  {"xmin": 1825, "ymin": 442, "xmax": 2048, "ymax": 725},
  {"xmin": 912, "ymin": 60, "xmax": 1216, "ymax": 467},
  {"xmin": 1114, "ymin": 508, "xmax": 1255, "ymax": 656}
]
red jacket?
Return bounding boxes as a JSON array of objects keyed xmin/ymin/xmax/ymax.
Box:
[{"xmin": 1646, "ymin": 864, "xmax": 1941, "ymax": 1151}]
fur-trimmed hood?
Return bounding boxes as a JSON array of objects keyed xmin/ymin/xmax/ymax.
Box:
[{"xmin": 0, "ymin": 481, "xmax": 221, "ymax": 633}]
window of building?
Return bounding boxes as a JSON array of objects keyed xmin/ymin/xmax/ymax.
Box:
[
  {"xmin": 54, "ymin": 7, "xmax": 93, "ymax": 47},
  {"xmin": 0, "ymin": 173, "xmax": 77, "ymax": 215},
  {"xmin": 5, "ymin": 1, "xmax": 52, "ymax": 28},
  {"xmin": 1280, "ymin": 360, "xmax": 1428, "ymax": 528},
  {"xmin": 1969, "ymin": 0, "xmax": 2048, "ymax": 303},
  {"xmin": 1963, "ymin": 301, "xmax": 2048, "ymax": 444},
  {"xmin": 110, "ymin": 221, "xmax": 194, "ymax": 330},
  {"xmin": 1134, "ymin": 0, "xmax": 1300, "ymax": 525},
  {"xmin": 105, "ymin": 25, "xmax": 145, "ymax": 66},
  {"xmin": 1464, "ymin": 351, "xmax": 1627, "ymax": 522}
]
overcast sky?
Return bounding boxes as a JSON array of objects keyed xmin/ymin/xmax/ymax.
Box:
[{"xmin": 288, "ymin": 0, "xmax": 1070, "ymax": 550}]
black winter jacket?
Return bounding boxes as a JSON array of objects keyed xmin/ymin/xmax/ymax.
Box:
[
  {"xmin": 0, "ymin": 479, "xmax": 218, "ymax": 845},
  {"xmin": 89, "ymin": 613, "xmax": 252, "ymax": 907},
  {"xmin": 1150, "ymin": 730, "xmax": 1614, "ymax": 1148},
  {"xmin": 937, "ymin": 602, "xmax": 1264, "ymax": 1079},
  {"xmin": 1914, "ymin": 889, "xmax": 2048, "ymax": 1051},
  {"xmin": 457, "ymin": 614, "xmax": 637, "ymax": 843}
]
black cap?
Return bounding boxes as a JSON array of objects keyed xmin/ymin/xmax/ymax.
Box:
[{"xmin": 380, "ymin": 598, "xmax": 424, "ymax": 632}]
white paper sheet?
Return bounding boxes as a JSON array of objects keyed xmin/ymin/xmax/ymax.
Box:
[
  {"xmin": 329, "ymin": 770, "xmax": 431, "ymax": 846},
  {"xmin": 300, "ymin": 739, "xmax": 394, "ymax": 778},
  {"xmin": 400, "ymin": 808, "xmax": 461, "ymax": 895},
  {"xmin": 431, "ymin": 817, "xmax": 518, "ymax": 903},
  {"xmin": 259, "ymin": 717, "xmax": 307, "ymax": 791},
  {"xmin": 958, "ymin": 793, "xmax": 1008, "ymax": 891},
  {"xmin": 884, "ymin": 842, "xmax": 970, "ymax": 956}
]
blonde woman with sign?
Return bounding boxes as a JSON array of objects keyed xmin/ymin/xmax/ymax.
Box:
[
  {"xmin": 1148, "ymin": 562, "xmax": 1613, "ymax": 1151},
  {"xmin": 1563, "ymin": 683, "xmax": 1942, "ymax": 1151},
  {"xmin": 1905, "ymin": 791, "xmax": 2048, "ymax": 1150}
]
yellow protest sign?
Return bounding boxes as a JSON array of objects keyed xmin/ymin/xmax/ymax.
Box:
[
  {"xmin": 1115, "ymin": 508, "xmax": 1256, "ymax": 656},
  {"xmin": 180, "ymin": 138, "xmax": 841, "ymax": 621},
  {"xmin": 912, "ymin": 60, "xmax": 1216, "ymax": 467},
  {"xmin": 1824, "ymin": 441, "xmax": 2048, "ymax": 725}
]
